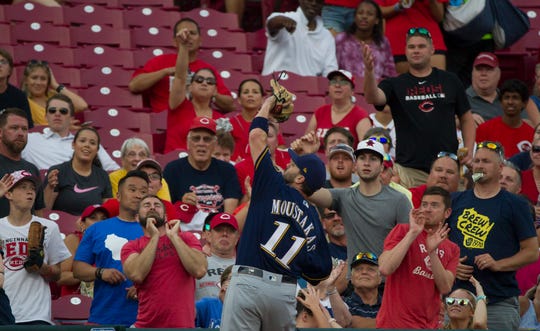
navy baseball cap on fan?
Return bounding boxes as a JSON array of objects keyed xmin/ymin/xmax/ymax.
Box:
[
  {"xmin": 351, "ymin": 251, "xmax": 379, "ymax": 268},
  {"xmin": 287, "ymin": 149, "xmax": 326, "ymax": 192}
]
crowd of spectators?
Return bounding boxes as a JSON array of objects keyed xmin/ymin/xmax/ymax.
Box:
[{"xmin": 0, "ymin": 0, "xmax": 540, "ymax": 329}]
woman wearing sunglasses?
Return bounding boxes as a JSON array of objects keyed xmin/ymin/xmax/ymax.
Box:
[
  {"xmin": 443, "ymin": 276, "xmax": 487, "ymax": 329},
  {"xmin": 374, "ymin": 1, "xmax": 447, "ymax": 73},
  {"xmin": 165, "ymin": 28, "xmax": 224, "ymax": 153},
  {"xmin": 43, "ymin": 127, "xmax": 112, "ymax": 216},
  {"xmin": 305, "ymin": 69, "xmax": 370, "ymax": 150},
  {"xmin": 21, "ymin": 60, "xmax": 88, "ymax": 126}
]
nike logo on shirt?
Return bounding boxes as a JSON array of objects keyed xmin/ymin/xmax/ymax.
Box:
[
  {"xmin": 419, "ymin": 81, "xmax": 427, "ymax": 85},
  {"xmin": 74, "ymin": 184, "xmax": 99, "ymax": 194}
]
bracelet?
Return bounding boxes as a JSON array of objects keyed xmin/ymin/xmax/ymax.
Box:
[
  {"xmin": 95, "ymin": 267, "xmax": 104, "ymax": 280},
  {"xmin": 326, "ymin": 288, "xmax": 338, "ymax": 296},
  {"xmin": 56, "ymin": 84, "xmax": 65, "ymax": 93},
  {"xmin": 476, "ymin": 294, "xmax": 487, "ymax": 301}
]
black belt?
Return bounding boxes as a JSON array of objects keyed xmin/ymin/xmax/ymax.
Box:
[{"xmin": 237, "ymin": 266, "xmax": 297, "ymax": 285}]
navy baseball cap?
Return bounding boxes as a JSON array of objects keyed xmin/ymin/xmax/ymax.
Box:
[
  {"xmin": 351, "ymin": 252, "xmax": 379, "ymax": 268},
  {"xmin": 287, "ymin": 149, "xmax": 326, "ymax": 192}
]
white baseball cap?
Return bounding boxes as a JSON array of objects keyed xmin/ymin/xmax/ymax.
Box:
[{"xmin": 355, "ymin": 139, "xmax": 385, "ymax": 159}]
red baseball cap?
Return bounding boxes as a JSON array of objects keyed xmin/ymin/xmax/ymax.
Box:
[
  {"xmin": 81, "ymin": 204, "xmax": 109, "ymax": 222},
  {"xmin": 189, "ymin": 116, "xmax": 216, "ymax": 134},
  {"xmin": 175, "ymin": 202, "xmax": 198, "ymax": 224},
  {"xmin": 473, "ymin": 52, "xmax": 499, "ymax": 68},
  {"xmin": 210, "ymin": 212, "xmax": 238, "ymax": 230}
]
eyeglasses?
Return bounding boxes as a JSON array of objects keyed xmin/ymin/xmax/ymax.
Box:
[
  {"xmin": 437, "ymin": 151, "xmax": 459, "ymax": 162},
  {"xmin": 28, "ymin": 59, "xmax": 49, "ymax": 67},
  {"xmin": 323, "ymin": 211, "xmax": 337, "ymax": 220},
  {"xmin": 353, "ymin": 252, "xmax": 378, "ymax": 263},
  {"xmin": 146, "ymin": 173, "xmax": 161, "ymax": 181},
  {"xmin": 47, "ymin": 107, "xmax": 69, "ymax": 115},
  {"xmin": 329, "ymin": 79, "xmax": 351, "ymax": 87},
  {"xmin": 369, "ymin": 136, "xmax": 389, "ymax": 144},
  {"xmin": 192, "ymin": 75, "xmax": 216, "ymax": 85},
  {"xmin": 476, "ymin": 141, "xmax": 504, "ymax": 157},
  {"xmin": 189, "ymin": 135, "xmax": 215, "ymax": 143},
  {"xmin": 407, "ymin": 27, "xmax": 432, "ymax": 39},
  {"xmin": 0, "ymin": 59, "xmax": 9, "ymax": 66},
  {"xmin": 445, "ymin": 297, "xmax": 472, "ymax": 307},
  {"xmin": 532, "ymin": 146, "xmax": 540, "ymax": 153}
]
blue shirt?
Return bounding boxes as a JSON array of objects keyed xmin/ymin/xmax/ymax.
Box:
[{"xmin": 195, "ymin": 297, "xmax": 222, "ymax": 328}]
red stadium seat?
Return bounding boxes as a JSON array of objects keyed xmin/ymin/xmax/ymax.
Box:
[
  {"xmin": 49, "ymin": 64, "xmax": 83, "ymax": 88},
  {"xmin": 78, "ymin": 86, "xmax": 144, "ymax": 109},
  {"xmin": 199, "ymin": 28, "xmax": 247, "ymax": 52},
  {"xmin": 64, "ymin": 0, "xmax": 119, "ymax": 6},
  {"xmin": 70, "ymin": 24, "xmax": 131, "ymax": 48},
  {"xmin": 180, "ymin": 8, "xmax": 239, "ymax": 31},
  {"xmin": 11, "ymin": 22, "xmax": 71, "ymax": 46},
  {"xmin": 130, "ymin": 26, "xmax": 174, "ymax": 48},
  {"xmin": 123, "ymin": 7, "xmax": 180, "ymax": 28},
  {"xmin": 118, "ymin": 0, "xmax": 176, "ymax": 8},
  {"xmin": 97, "ymin": 127, "xmax": 154, "ymax": 159},
  {"xmin": 0, "ymin": 23, "xmax": 12, "ymax": 46},
  {"xmin": 246, "ymin": 28, "xmax": 267, "ymax": 52},
  {"xmin": 80, "ymin": 66, "xmax": 133, "ymax": 88},
  {"xmin": 154, "ymin": 149, "xmax": 188, "ymax": 167},
  {"xmin": 51, "ymin": 295, "xmax": 92, "ymax": 325},
  {"xmin": 83, "ymin": 108, "xmax": 152, "ymax": 133},
  {"xmin": 63, "ymin": 4, "xmax": 124, "ymax": 29},
  {"xmin": 261, "ymin": 72, "xmax": 323, "ymax": 96},
  {"xmin": 73, "ymin": 45, "xmax": 135, "ymax": 69},
  {"xmin": 4, "ymin": 2, "xmax": 64, "ymax": 25},
  {"xmin": 12, "ymin": 44, "xmax": 75, "ymax": 67},
  {"xmin": 42, "ymin": 209, "xmax": 80, "ymax": 240},
  {"xmin": 198, "ymin": 49, "xmax": 253, "ymax": 73}
]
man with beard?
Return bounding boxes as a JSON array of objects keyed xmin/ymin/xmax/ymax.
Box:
[
  {"xmin": 121, "ymin": 195, "xmax": 207, "ymax": 328},
  {"xmin": 320, "ymin": 207, "xmax": 348, "ymax": 293},
  {"xmin": 324, "ymin": 143, "xmax": 355, "ymax": 188},
  {"xmin": 377, "ymin": 186, "xmax": 459, "ymax": 328},
  {"xmin": 309, "ymin": 138, "xmax": 411, "ymax": 265},
  {"xmin": 447, "ymin": 141, "xmax": 539, "ymax": 330},
  {"xmin": 409, "ymin": 152, "xmax": 461, "ymax": 208},
  {"xmin": 0, "ymin": 108, "xmax": 44, "ymax": 217}
]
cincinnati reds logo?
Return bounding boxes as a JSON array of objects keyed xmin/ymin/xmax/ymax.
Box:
[
  {"xmin": 199, "ymin": 117, "xmax": 210, "ymax": 125},
  {"xmin": 218, "ymin": 213, "xmax": 231, "ymax": 220},
  {"xmin": 419, "ymin": 100, "xmax": 434, "ymax": 112},
  {"xmin": 5, "ymin": 255, "xmax": 25, "ymax": 271}
]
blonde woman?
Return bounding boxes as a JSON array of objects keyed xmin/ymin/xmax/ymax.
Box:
[{"xmin": 443, "ymin": 276, "xmax": 487, "ymax": 330}]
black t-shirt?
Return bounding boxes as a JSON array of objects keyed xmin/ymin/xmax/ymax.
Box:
[
  {"xmin": 0, "ymin": 84, "xmax": 33, "ymax": 128},
  {"xmin": 378, "ymin": 68, "xmax": 470, "ymax": 172}
]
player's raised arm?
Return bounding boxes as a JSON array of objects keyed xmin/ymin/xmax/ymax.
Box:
[{"xmin": 249, "ymin": 96, "xmax": 276, "ymax": 162}]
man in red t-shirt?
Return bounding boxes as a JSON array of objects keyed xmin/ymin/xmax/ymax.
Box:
[
  {"xmin": 121, "ymin": 195, "xmax": 207, "ymax": 328},
  {"xmin": 128, "ymin": 18, "xmax": 234, "ymax": 114},
  {"xmin": 376, "ymin": 186, "xmax": 459, "ymax": 329}
]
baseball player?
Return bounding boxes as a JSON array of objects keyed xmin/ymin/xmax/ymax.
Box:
[{"xmin": 220, "ymin": 94, "xmax": 332, "ymax": 331}]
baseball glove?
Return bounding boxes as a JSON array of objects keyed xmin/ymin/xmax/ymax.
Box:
[
  {"xmin": 269, "ymin": 78, "xmax": 295, "ymax": 123},
  {"xmin": 24, "ymin": 222, "xmax": 46, "ymax": 273}
]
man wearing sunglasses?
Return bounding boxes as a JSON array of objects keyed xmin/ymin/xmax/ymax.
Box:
[
  {"xmin": 362, "ymin": 26, "xmax": 475, "ymax": 189},
  {"xmin": 21, "ymin": 94, "xmax": 119, "ymax": 172},
  {"xmin": 447, "ymin": 141, "xmax": 539, "ymax": 330},
  {"xmin": 377, "ymin": 186, "xmax": 460, "ymax": 329},
  {"xmin": 128, "ymin": 18, "xmax": 234, "ymax": 114}
]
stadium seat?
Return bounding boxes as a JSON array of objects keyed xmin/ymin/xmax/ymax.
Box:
[
  {"xmin": 0, "ymin": 24, "xmax": 12, "ymax": 45},
  {"xmin": 42, "ymin": 209, "xmax": 80, "ymax": 240},
  {"xmin": 154, "ymin": 149, "xmax": 188, "ymax": 167},
  {"xmin": 261, "ymin": 72, "xmax": 323, "ymax": 95},
  {"xmin": 63, "ymin": 4, "xmax": 124, "ymax": 29},
  {"xmin": 131, "ymin": 26, "xmax": 174, "ymax": 48},
  {"xmin": 199, "ymin": 28, "xmax": 247, "ymax": 52},
  {"xmin": 64, "ymin": 0, "xmax": 119, "ymax": 6},
  {"xmin": 218, "ymin": 71, "xmax": 262, "ymax": 100},
  {"xmin": 4, "ymin": 2, "xmax": 64, "ymax": 25},
  {"xmin": 291, "ymin": 93, "xmax": 325, "ymax": 113},
  {"xmin": 70, "ymin": 24, "xmax": 131, "ymax": 48},
  {"xmin": 180, "ymin": 8, "xmax": 239, "ymax": 31},
  {"xmin": 11, "ymin": 22, "xmax": 71, "ymax": 46},
  {"xmin": 12, "ymin": 44, "xmax": 75, "ymax": 67},
  {"xmin": 198, "ymin": 49, "xmax": 253, "ymax": 73},
  {"xmin": 97, "ymin": 127, "xmax": 154, "ymax": 159},
  {"xmin": 51, "ymin": 294, "xmax": 92, "ymax": 325},
  {"xmin": 118, "ymin": 0, "xmax": 176, "ymax": 8},
  {"xmin": 80, "ymin": 66, "xmax": 133, "ymax": 88},
  {"xmin": 123, "ymin": 7, "xmax": 180, "ymax": 28},
  {"xmin": 78, "ymin": 86, "xmax": 144, "ymax": 109},
  {"xmin": 150, "ymin": 110, "xmax": 167, "ymax": 132},
  {"xmin": 83, "ymin": 108, "xmax": 152, "ymax": 133},
  {"xmin": 49, "ymin": 64, "xmax": 83, "ymax": 88},
  {"xmin": 132, "ymin": 47, "xmax": 173, "ymax": 67},
  {"xmin": 279, "ymin": 114, "xmax": 311, "ymax": 146},
  {"xmin": 73, "ymin": 45, "xmax": 135, "ymax": 69},
  {"xmin": 246, "ymin": 28, "xmax": 267, "ymax": 52}
]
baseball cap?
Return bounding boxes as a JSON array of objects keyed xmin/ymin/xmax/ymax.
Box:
[
  {"xmin": 355, "ymin": 139, "xmax": 385, "ymax": 159},
  {"xmin": 136, "ymin": 159, "xmax": 162, "ymax": 174},
  {"xmin": 383, "ymin": 153, "xmax": 394, "ymax": 169},
  {"xmin": 327, "ymin": 69, "xmax": 355, "ymax": 88},
  {"xmin": 174, "ymin": 201, "xmax": 198, "ymax": 224},
  {"xmin": 210, "ymin": 212, "xmax": 239, "ymax": 231},
  {"xmin": 351, "ymin": 251, "xmax": 379, "ymax": 268},
  {"xmin": 9, "ymin": 170, "xmax": 39, "ymax": 190},
  {"xmin": 189, "ymin": 116, "xmax": 216, "ymax": 134},
  {"xmin": 473, "ymin": 52, "xmax": 499, "ymax": 68},
  {"xmin": 81, "ymin": 204, "xmax": 109, "ymax": 222},
  {"xmin": 287, "ymin": 149, "xmax": 326, "ymax": 192},
  {"xmin": 328, "ymin": 143, "xmax": 355, "ymax": 162}
]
